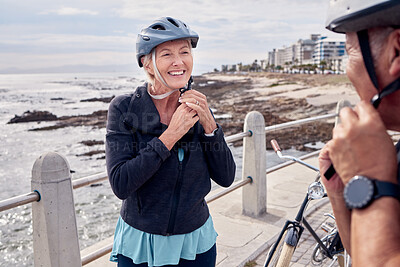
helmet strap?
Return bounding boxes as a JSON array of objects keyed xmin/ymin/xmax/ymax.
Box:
[
  {"xmin": 358, "ymin": 30, "xmax": 400, "ymax": 108},
  {"xmin": 179, "ymin": 76, "xmax": 193, "ymax": 96},
  {"xmin": 147, "ymin": 87, "xmax": 179, "ymax": 100}
]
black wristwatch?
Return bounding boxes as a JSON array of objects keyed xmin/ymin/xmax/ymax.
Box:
[{"xmin": 344, "ymin": 175, "xmax": 400, "ymax": 209}]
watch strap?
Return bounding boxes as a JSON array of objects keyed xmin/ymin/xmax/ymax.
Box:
[
  {"xmin": 344, "ymin": 176, "xmax": 400, "ymax": 210},
  {"xmin": 374, "ymin": 180, "xmax": 400, "ymax": 201}
]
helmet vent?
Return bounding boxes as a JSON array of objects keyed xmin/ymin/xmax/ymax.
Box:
[
  {"xmin": 167, "ymin": 17, "xmax": 180, "ymax": 28},
  {"xmin": 152, "ymin": 24, "xmax": 166, "ymax": 30}
]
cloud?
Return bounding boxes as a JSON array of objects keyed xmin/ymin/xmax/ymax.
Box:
[
  {"xmin": 40, "ymin": 6, "xmax": 98, "ymax": 16},
  {"xmin": 0, "ymin": 32, "xmax": 135, "ymax": 53},
  {"xmin": 0, "ymin": 0, "xmax": 342, "ymax": 73},
  {"xmin": 114, "ymin": 0, "xmax": 330, "ymax": 54},
  {"xmin": 0, "ymin": 51, "xmax": 133, "ymax": 70}
]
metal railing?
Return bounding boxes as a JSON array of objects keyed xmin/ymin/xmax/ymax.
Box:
[
  {"xmin": 72, "ymin": 172, "xmax": 108, "ymax": 190},
  {"xmin": 0, "ymin": 113, "xmax": 335, "ymax": 213},
  {"xmin": 80, "ymin": 175, "xmax": 255, "ymax": 265},
  {"xmin": 0, "ymin": 191, "xmax": 40, "ymax": 212},
  {"xmin": 0, "ymin": 111, "xmax": 337, "ymax": 266}
]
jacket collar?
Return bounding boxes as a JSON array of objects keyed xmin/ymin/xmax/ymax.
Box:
[{"xmin": 124, "ymin": 83, "xmax": 168, "ymax": 135}]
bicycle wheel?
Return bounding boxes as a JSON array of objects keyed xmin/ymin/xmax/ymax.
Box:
[
  {"xmin": 265, "ymin": 230, "xmax": 296, "ymax": 267},
  {"xmin": 265, "ymin": 232, "xmax": 286, "ymax": 267},
  {"xmin": 276, "ymin": 243, "xmax": 295, "ymax": 267},
  {"xmin": 311, "ymin": 234, "xmax": 333, "ymax": 265}
]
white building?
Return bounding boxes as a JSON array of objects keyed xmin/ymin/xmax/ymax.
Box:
[
  {"xmin": 274, "ymin": 48, "xmax": 286, "ymax": 67},
  {"xmin": 327, "ymin": 55, "xmax": 348, "ymax": 73},
  {"xmin": 313, "ymin": 37, "xmax": 346, "ymax": 63},
  {"xmin": 267, "ymin": 34, "xmax": 320, "ymax": 68},
  {"xmin": 294, "ymin": 38, "xmax": 316, "ymax": 65},
  {"xmin": 266, "ymin": 34, "xmax": 347, "ymax": 72},
  {"xmin": 267, "ymin": 49, "xmax": 276, "ymax": 66}
]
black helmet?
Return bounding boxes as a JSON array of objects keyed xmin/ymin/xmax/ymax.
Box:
[
  {"xmin": 136, "ymin": 17, "xmax": 199, "ymax": 67},
  {"xmin": 326, "ymin": 0, "xmax": 400, "ymax": 33},
  {"xmin": 325, "ymin": 0, "xmax": 400, "ymax": 108}
]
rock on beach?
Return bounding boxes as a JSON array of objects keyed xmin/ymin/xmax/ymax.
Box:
[
  {"xmin": 8, "ymin": 110, "xmax": 58, "ymax": 124},
  {"xmin": 8, "ymin": 72, "xmax": 358, "ymax": 153}
]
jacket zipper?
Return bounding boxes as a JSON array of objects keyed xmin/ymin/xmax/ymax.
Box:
[
  {"xmin": 166, "ymin": 148, "xmax": 184, "ymax": 235},
  {"xmin": 136, "ymin": 191, "xmax": 142, "ymax": 214}
]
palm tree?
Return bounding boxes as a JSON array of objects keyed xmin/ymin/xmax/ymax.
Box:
[{"xmin": 320, "ymin": 60, "xmax": 327, "ymax": 74}]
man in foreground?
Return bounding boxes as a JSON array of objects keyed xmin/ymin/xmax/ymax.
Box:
[{"xmin": 320, "ymin": 0, "xmax": 400, "ymax": 266}]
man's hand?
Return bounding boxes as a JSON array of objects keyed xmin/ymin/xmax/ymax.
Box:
[
  {"xmin": 328, "ymin": 101, "xmax": 397, "ymax": 184},
  {"xmin": 319, "ymin": 142, "xmax": 345, "ymax": 197}
]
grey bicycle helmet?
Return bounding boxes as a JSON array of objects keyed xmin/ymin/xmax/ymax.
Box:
[
  {"xmin": 326, "ymin": 0, "xmax": 400, "ymax": 33},
  {"xmin": 136, "ymin": 17, "xmax": 199, "ymax": 67},
  {"xmin": 326, "ymin": 0, "xmax": 400, "ymax": 108}
]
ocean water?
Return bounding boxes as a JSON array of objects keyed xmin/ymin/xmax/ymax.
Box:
[
  {"xmin": 0, "ymin": 72, "xmax": 148, "ymax": 266},
  {"xmin": 0, "ymin": 72, "xmax": 307, "ymax": 266}
]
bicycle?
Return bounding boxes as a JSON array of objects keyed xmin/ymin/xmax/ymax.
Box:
[
  {"xmin": 264, "ymin": 139, "xmax": 350, "ymax": 267},
  {"xmin": 311, "ymin": 213, "xmax": 351, "ymax": 267}
]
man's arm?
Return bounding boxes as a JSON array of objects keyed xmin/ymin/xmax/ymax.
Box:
[
  {"xmin": 319, "ymin": 144, "xmax": 352, "ymax": 254},
  {"xmin": 328, "ymin": 101, "xmax": 400, "ymax": 266},
  {"xmin": 352, "ymin": 197, "xmax": 400, "ymax": 266}
]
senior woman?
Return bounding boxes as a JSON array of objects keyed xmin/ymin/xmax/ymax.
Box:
[{"xmin": 105, "ymin": 17, "xmax": 236, "ymax": 267}]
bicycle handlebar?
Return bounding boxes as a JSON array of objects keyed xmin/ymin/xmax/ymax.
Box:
[
  {"xmin": 270, "ymin": 139, "xmax": 320, "ymax": 173},
  {"xmin": 271, "ymin": 139, "xmax": 281, "ymax": 152}
]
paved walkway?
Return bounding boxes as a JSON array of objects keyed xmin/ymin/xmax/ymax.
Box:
[
  {"xmin": 83, "ymin": 156, "xmax": 341, "ymax": 267},
  {"xmin": 254, "ymin": 202, "xmax": 337, "ymax": 267}
]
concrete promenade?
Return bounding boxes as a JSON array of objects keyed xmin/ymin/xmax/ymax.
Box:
[{"xmin": 82, "ymin": 156, "xmax": 335, "ymax": 267}]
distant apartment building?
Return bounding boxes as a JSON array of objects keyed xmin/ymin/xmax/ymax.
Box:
[
  {"xmin": 267, "ymin": 49, "xmax": 276, "ymax": 66},
  {"xmin": 294, "ymin": 37, "xmax": 318, "ymax": 65},
  {"xmin": 267, "ymin": 34, "xmax": 347, "ymax": 72},
  {"xmin": 327, "ymin": 55, "xmax": 348, "ymax": 73},
  {"xmin": 312, "ymin": 37, "xmax": 346, "ymax": 63},
  {"xmin": 267, "ymin": 34, "xmax": 320, "ymax": 67},
  {"xmin": 282, "ymin": 45, "xmax": 295, "ymax": 65},
  {"xmin": 272, "ymin": 48, "xmax": 286, "ymax": 67}
]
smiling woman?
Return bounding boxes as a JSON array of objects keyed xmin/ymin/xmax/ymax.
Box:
[
  {"xmin": 105, "ymin": 17, "xmax": 236, "ymax": 267},
  {"xmin": 142, "ymin": 39, "xmax": 193, "ymax": 97}
]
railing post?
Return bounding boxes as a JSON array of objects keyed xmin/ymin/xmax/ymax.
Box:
[
  {"xmin": 242, "ymin": 111, "xmax": 266, "ymax": 217},
  {"xmin": 31, "ymin": 152, "xmax": 81, "ymax": 267}
]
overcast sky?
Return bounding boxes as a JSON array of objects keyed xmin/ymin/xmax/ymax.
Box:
[{"xmin": 0, "ymin": 0, "xmax": 343, "ymax": 74}]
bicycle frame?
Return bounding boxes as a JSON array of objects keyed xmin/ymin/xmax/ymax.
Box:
[{"xmin": 264, "ymin": 140, "xmax": 345, "ymax": 267}]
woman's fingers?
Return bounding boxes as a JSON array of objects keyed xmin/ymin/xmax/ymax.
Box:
[
  {"xmin": 169, "ymin": 103, "xmax": 198, "ymax": 132},
  {"xmin": 179, "ymin": 90, "xmax": 216, "ymax": 133},
  {"xmin": 179, "ymin": 97, "xmax": 203, "ymax": 107},
  {"xmin": 180, "ymin": 90, "xmax": 207, "ymax": 105}
]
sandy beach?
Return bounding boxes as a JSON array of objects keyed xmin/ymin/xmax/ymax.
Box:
[
  {"xmin": 9, "ymin": 72, "xmax": 360, "ymax": 153},
  {"xmin": 194, "ymin": 72, "xmax": 359, "ymax": 150}
]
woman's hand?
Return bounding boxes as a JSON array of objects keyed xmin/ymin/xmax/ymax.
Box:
[
  {"xmin": 159, "ymin": 103, "xmax": 199, "ymax": 150},
  {"xmin": 328, "ymin": 101, "xmax": 397, "ymax": 184},
  {"xmin": 179, "ymin": 90, "xmax": 217, "ymax": 134}
]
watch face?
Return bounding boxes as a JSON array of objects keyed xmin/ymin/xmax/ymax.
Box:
[{"xmin": 345, "ymin": 176, "xmax": 374, "ymax": 209}]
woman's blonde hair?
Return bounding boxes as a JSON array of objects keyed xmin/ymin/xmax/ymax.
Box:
[{"xmin": 142, "ymin": 52, "xmax": 155, "ymax": 87}]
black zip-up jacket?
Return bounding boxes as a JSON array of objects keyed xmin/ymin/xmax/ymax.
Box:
[{"xmin": 106, "ymin": 84, "xmax": 236, "ymax": 236}]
